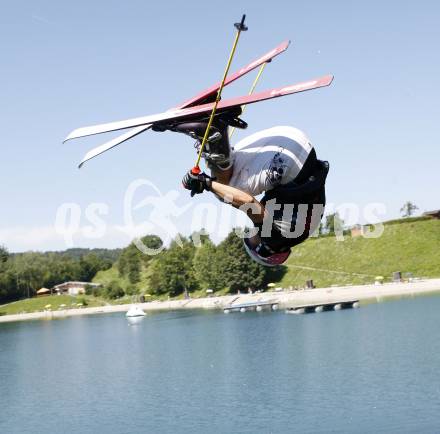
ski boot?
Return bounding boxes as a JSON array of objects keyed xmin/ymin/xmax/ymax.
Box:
[{"xmin": 172, "ymin": 109, "xmax": 247, "ymax": 171}]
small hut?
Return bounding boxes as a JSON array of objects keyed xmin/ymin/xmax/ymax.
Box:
[
  {"xmin": 36, "ymin": 287, "xmax": 51, "ymax": 296},
  {"xmin": 423, "ymin": 210, "xmax": 440, "ymax": 219},
  {"xmin": 53, "ymin": 281, "xmax": 100, "ymax": 296}
]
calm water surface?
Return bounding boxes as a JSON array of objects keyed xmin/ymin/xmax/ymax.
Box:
[{"xmin": 1, "ymin": 295, "xmax": 440, "ymax": 433}]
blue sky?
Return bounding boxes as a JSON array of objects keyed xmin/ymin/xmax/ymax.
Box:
[{"xmin": 1, "ymin": 0, "xmax": 439, "ymax": 252}]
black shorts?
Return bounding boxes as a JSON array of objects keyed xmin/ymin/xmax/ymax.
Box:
[{"xmin": 258, "ymin": 150, "xmax": 327, "ymax": 252}]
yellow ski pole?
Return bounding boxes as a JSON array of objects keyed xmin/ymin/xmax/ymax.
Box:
[
  {"xmin": 229, "ymin": 62, "xmax": 266, "ymax": 140},
  {"xmin": 192, "ymin": 14, "xmax": 248, "ymax": 174}
]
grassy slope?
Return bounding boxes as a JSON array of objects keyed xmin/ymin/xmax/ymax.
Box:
[
  {"xmin": 93, "ymin": 265, "xmax": 128, "ymax": 289},
  {"xmin": 93, "ymin": 219, "xmax": 440, "ymax": 291},
  {"xmin": 0, "ymin": 294, "xmax": 107, "ymax": 315},
  {"xmin": 93, "ymin": 264, "xmax": 172, "ymax": 301},
  {"xmin": 281, "ymin": 219, "xmax": 440, "ymax": 288},
  {"xmin": 93, "ymin": 264, "xmax": 152, "ymax": 293}
]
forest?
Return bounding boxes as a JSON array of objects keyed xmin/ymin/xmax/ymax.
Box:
[{"xmin": 0, "ymin": 231, "xmax": 282, "ymax": 304}]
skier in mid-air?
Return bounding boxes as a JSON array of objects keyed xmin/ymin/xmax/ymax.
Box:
[
  {"xmin": 64, "ymin": 23, "xmax": 333, "ymax": 266},
  {"xmin": 179, "ymin": 113, "xmax": 329, "ymax": 266}
]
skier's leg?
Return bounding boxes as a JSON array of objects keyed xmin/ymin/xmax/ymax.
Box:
[{"xmin": 173, "ymin": 108, "xmax": 244, "ymax": 172}]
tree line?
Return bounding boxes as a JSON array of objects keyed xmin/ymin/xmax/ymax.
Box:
[
  {"xmin": 0, "ymin": 230, "xmax": 285, "ymax": 303},
  {"xmin": 0, "ymin": 246, "xmax": 113, "ymax": 303},
  {"xmin": 103, "ymin": 231, "xmax": 284, "ymax": 299}
]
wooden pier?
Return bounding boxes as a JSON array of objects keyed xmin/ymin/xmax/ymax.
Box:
[
  {"xmin": 223, "ymin": 300, "xmax": 279, "ymax": 314},
  {"xmin": 285, "ymin": 300, "xmax": 359, "ymax": 314}
]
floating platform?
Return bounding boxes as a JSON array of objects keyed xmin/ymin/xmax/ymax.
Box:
[
  {"xmin": 285, "ymin": 300, "xmax": 359, "ymax": 315},
  {"xmin": 223, "ymin": 300, "xmax": 279, "ymax": 314}
]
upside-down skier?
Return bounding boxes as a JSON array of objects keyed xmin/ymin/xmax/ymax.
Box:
[
  {"xmin": 179, "ymin": 113, "xmax": 329, "ymax": 266},
  {"xmin": 64, "ymin": 17, "xmax": 333, "ymax": 267}
]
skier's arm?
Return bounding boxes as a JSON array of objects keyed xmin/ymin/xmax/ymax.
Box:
[
  {"xmin": 209, "ymin": 181, "xmax": 266, "ymax": 224},
  {"xmin": 181, "ymin": 170, "xmax": 265, "ymax": 225}
]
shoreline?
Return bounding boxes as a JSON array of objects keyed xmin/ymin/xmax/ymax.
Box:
[{"xmin": 1, "ymin": 278, "xmax": 440, "ymax": 324}]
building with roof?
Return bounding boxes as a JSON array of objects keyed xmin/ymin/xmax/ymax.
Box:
[
  {"xmin": 53, "ymin": 281, "xmax": 101, "ymax": 296},
  {"xmin": 423, "ymin": 210, "xmax": 440, "ymax": 219}
]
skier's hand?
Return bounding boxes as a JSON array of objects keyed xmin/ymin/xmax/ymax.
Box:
[{"xmin": 182, "ymin": 170, "xmax": 215, "ymax": 197}]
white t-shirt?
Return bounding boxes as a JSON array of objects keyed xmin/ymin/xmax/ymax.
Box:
[{"xmin": 228, "ymin": 126, "xmax": 313, "ymax": 196}]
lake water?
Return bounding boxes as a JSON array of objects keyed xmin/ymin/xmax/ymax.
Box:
[{"xmin": 1, "ymin": 295, "xmax": 440, "ymax": 433}]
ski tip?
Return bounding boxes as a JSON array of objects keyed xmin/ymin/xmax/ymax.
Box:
[
  {"xmin": 64, "ymin": 125, "xmax": 97, "ymax": 142},
  {"xmin": 63, "ymin": 130, "xmax": 79, "ymax": 143},
  {"xmin": 313, "ymin": 74, "xmax": 334, "ymax": 88},
  {"xmin": 277, "ymin": 40, "xmax": 291, "ymax": 51},
  {"xmin": 78, "ymin": 151, "xmax": 94, "ymax": 168},
  {"xmin": 324, "ymin": 74, "xmax": 334, "ymax": 86},
  {"xmin": 78, "ymin": 154, "xmax": 93, "ymax": 168}
]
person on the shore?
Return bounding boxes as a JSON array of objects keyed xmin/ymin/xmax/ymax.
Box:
[{"xmin": 179, "ymin": 115, "xmax": 329, "ymax": 266}]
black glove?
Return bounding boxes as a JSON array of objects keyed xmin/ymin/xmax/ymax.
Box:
[{"xmin": 182, "ymin": 170, "xmax": 215, "ymax": 197}]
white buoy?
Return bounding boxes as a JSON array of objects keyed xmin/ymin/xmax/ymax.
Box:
[
  {"xmin": 223, "ymin": 309, "xmax": 230, "ymax": 314},
  {"xmin": 271, "ymin": 304, "xmax": 279, "ymax": 311},
  {"xmin": 240, "ymin": 307, "xmax": 246, "ymax": 313},
  {"xmin": 126, "ymin": 305, "xmax": 146, "ymax": 318},
  {"xmin": 256, "ymin": 305, "xmax": 263, "ymax": 312},
  {"xmin": 315, "ymin": 305, "xmax": 323, "ymax": 313},
  {"xmin": 352, "ymin": 302, "xmax": 360, "ymax": 308},
  {"xmin": 333, "ymin": 303, "xmax": 342, "ymax": 311}
]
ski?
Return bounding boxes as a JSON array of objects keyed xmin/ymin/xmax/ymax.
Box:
[
  {"xmin": 175, "ymin": 39, "xmax": 290, "ymax": 108},
  {"xmin": 78, "ymin": 125, "xmax": 151, "ymax": 168},
  {"xmin": 65, "ymin": 75, "xmax": 333, "ymax": 142},
  {"xmin": 74, "ymin": 41, "xmax": 291, "ymax": 166}
]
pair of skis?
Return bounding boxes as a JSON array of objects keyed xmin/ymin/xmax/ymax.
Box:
[{"xmin": 64, "ymin": 40, "xmax": 333, "ymax": 167}]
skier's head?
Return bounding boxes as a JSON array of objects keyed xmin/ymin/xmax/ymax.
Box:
[{"xmin": 243, "ymin": 237, "xmax": 290, "ymax": 267}]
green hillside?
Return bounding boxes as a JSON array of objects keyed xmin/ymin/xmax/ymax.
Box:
[
  {"xmin": 93, "ymin": 218, "xmax": 440, "ymax": 292},
  {"xmin": 280, "ymin": 218, "xmax": 440, "ymax": 288},
  {"xmin": 1, "ymin": 218, "xmax": 439, "ymax": 313},
  {"xmin": 0, "ymin": 295, "xmax": 106, "ymax": 316},
  {"xmin": 93, "ymin": 262, "xmax": 153, "ymax": 294}
]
